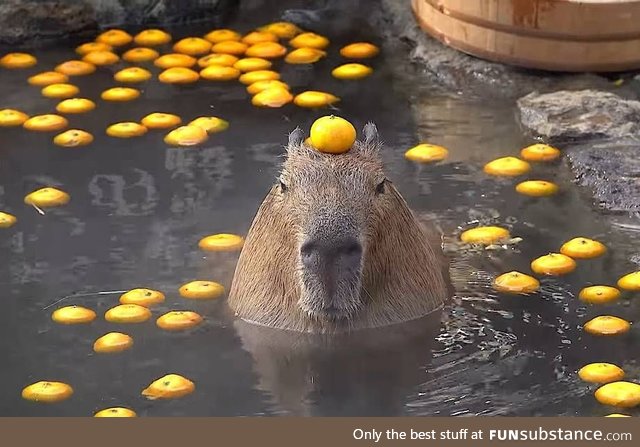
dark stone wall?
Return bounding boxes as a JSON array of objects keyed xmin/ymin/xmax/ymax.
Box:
[{"xmin": 0, "ymin": 0, "xmax": 239, "ymax": 46}]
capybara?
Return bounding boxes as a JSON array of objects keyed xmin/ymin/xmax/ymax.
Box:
[{"xmin": 228, "ymin": 123, "xmax": 451, "ymax": 333}]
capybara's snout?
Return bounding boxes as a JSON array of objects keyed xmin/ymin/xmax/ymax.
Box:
[{"xmin": 300, "ymin": 236, "xmax": 363, "ymax": 278}]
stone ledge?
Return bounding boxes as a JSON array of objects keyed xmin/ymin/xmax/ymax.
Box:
[{"xmin": 0, "ymin": 0, "xmax": 236, "ymax": 46}]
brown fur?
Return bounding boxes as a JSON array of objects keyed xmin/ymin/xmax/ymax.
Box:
[{"xmin": 228, "ymin": 124, "xmax": 451, "ymax": 333}]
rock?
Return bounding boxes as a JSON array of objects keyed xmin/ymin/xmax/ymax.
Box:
[
  {"xmin": 0, "ymin": 1, "xmax": 96, "ymax": 46},
  {"xmin": 0, "ymin": 0, "xmax": 237, "ymax": 46},
  {"xmin": 566, "ymin": 138, "xmax": 640, "ymax": 214},
  {"xmin": 517, "ymin": 90, "xmax": 640, "ymax": 143},
  {"xmin": 373, "ymin": 0, "xmax": 614, "ymax": 99},
  {"xmin": 94, "ymin": 0, "xmax": 237, "ymax": 27}
]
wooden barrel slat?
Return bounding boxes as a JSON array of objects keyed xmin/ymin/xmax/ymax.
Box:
[{"xmin": 412, "ymin": 0, "xmax": 640, "ymax": 72}]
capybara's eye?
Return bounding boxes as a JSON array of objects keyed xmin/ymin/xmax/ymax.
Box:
[
  {"xmin": 375, "ymin": 179, "xmax": 386, "ymax": 195},
  {"xmin": 279, "ymin": 179, "xmax": 288, "ymax": 192}
]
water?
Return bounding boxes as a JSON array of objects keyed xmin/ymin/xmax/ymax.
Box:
[{"xmin": 1, "ymin": 1, "xmax": 640, "ymax": 417}]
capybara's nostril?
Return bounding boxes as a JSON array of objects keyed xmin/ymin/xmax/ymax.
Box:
[
  {"xmin": 340, "ymin": 240, "xmax": 362, "ymax": 259},
  {"xmin": 300, "ymin": 240, "xmax": 319, "ymax": 268}
]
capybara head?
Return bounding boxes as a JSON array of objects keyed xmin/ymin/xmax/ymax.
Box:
[{"xmin": 228, "ymin": 123, "xmax": 451, "ymax": 333}]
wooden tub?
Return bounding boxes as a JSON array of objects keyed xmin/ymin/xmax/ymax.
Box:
[{"xmin": 411, "ymin": 0, "xmax": 640, "ymax": 72}]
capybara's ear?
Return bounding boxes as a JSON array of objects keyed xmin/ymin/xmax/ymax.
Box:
[
  {"xmin": 287, "ymin": 126, "xmax": 305, "ymax": 149},
  {"xmin": 363, "ymin": 122, "xmax": 379, "ymax": 146}
]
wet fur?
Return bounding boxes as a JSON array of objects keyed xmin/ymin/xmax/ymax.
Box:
[{"xmin": 228, "ymin": 124, "xmax": 451, "ymax": 333}]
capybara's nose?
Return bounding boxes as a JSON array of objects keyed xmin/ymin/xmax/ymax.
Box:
[{"xmin": 301, "ymin": 237, "xmax": 363, "ymax": 271}]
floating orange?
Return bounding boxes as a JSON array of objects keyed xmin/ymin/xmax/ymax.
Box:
[
  {"xmin": 96, "ymin": 29, "xmax": 133, "ymax": 47},
  {"xmin": 246, "ymin": 79, "xmax": 289, "ymax": 95},
  {"xmin": 22, "ymin": 381, "xmax": 73, "ymax": 403},
  {"xmin": 204, "ymin": 29, "xmax": 241, "ymax": 43},
  {"xmin": 515, "ymin": 180, "xmax": 559, "ymax": 197},
  {"xmin": 198, "ymin": 233, "xmax": 244, "ymax": 251},
  {"xmin": 94, "ymin": 407, "xmax": 137, "ymax": 417},
  {"xmin": 56, "ymin": 98, "xmax": 96, "ymax": 114},
  {"xmin": 583, "ymin": 316, "xmax": 631, "ymax": 336},
  {"xmin": 578, "ymin": 286, "xmax": 621, "ymax": 304},
  {"xmin": 578, "ymin": 363, "xmax": 625, "ymax": 384},
  {"xmin": 340, "ymin": 42, "xmax": 380, "ymax": 59},
  {"xmin": 164, "ymin": 125, "xmax": 209, "ymax": 146},
  {"xmin": 51, "ymin": 305, "xmax": 95, "ymax": 324},
  {"xmin": 75, "ymin": 42, "xmax": 112, "ymax": 55},
  {"xmin": 0, "ymin": 212, "xmax": 17, "ymax": 228},
  {"xmin": 199, "ymin": 65, "xmax": 240, "ymax": 81},
  {"xmin": 0, "ymin": 109, "xmax": 29, "ymax": 127},
  {"xmin": 173, "ymin": 37, "xmax": 212, "ymax": 56},
  {"xmin": 211, "ymin": 41, "xmax": 249, "ymax": 56},
  {"xmin": 251, "ymin": 87, "xmax": 293, "ymax": 108},
  {"xmin": 54, "ymin": 60, "xmax": 96, "ymax": 76},
  {"xmin": 141, "ymin": 374, "xmax": 195, "ymax": 400},
  {"xmin": 158, "ymin": 67, "xmax": 200, "ymax": 84},
  {"xmin": 104, "ymin": 304, "xmax": 152, "ymax": 324},
  {"xmin": 531, "ymin": 253, "xmax": 576, "ymax": 276},
  {"xmin": 483, "ymin": 156, "xmax": 531, "ymax": 177},
  {"xmin": 238, "ymin": 69, "xmax": 279, "ymax": 85},
  {"xmin": 114, "ymin": 67, "xmax": 152, "ymax": 83},
  {"xmin": 258, "ymin": 22, "xmax": 302, "ymax": 39},
  {"xmin": 404, "ymin": 143, "xmax": 449, "ymax": 163},
  {"xmin": 188, "ymin": 117, "xmax": 229, "ymax": 134},
  {"xmin": 41, "ymin": 83, "xmax": 79, "ymax": 99},
  {"xmin": 119, "ymin": 288, "xmax": 166, "ymax": 306},
  {"xmin": 595, "ymin": 382, "xmax": 640, "ymax": 407},
  {"xmin": 141, "ymin": 113, "xmax": 182, "ymax": 129},
  {"xmin": 244, "ymin": 42, "xmax": 286, "ymax": 59},
  {"xmin": 101, "ymin": 87, "xmax": 140, "ymax": 102},
  {"xmin": 233, "ymin": 57, "xmax": 272, "ymax": 72},
  {"xmin": 289, "ymin": 32, "xmax": 329, "ymax": 49},
  {"xmin": 106, "ymin": 122, "xmax": 148, "ymax": 138},
  {"xmin": 460, "ymin": 226, "xmax": 510, "ymax": 244},
  {"xmin": 93, "ymin": 332, "xmax": 134, "ymax": 353},
  {"xmin": 27, "ymin": 71, "xmax": 69, "ymax": 86},
  {"xmin": 82, "ymin": 50, "xmax": 120, "ymax": 66},
  {"xmin": 24, "ymin": 187, "xmax": 70, "ymax": 207},
  {"xmin": 53, "ymin": 129, "xmax": 94, "ymax": 148},
  {"xmin": 154, "ymin": 53, "xmax": 197, "ymax": 69},
  {"xmin": 23, "ymin": 114, "xmax": 68, "ymax": 132},
  {"xmin": 520, "ymin": 143, "xmax": 561, "ymax": 162},
  {"xmin": 560, "ymin": 237, "xmax": 607, "ymax": 259},
  {"xmin": 331, "ymin": 63, "xmax": 373, "ymax": 80},
  {"xmin": 617, "ymin": 271, "xmax": 640, "ymax": 291},
  {"xmin": 122, "ymin": 47, "xmax": 159, "ymax": 63},
  {"xmin": 134, "ymin": 29, "xmax": 172, "ymax": 46},
  {"xmin": 156, "ymin": 311, "xmax": 203, "ymax": 331},
  {"xmin": 493, "ymin": 271, "xmax": 540, "ymax": 294},
  {"xmin": 293, "ymin": 91, "xmax": 340, "ymax": 109},
  {"xmin": 0, "ymin": 52, "xmax": 37, "ymax": 69},
  {"xmin": 197, "ymin": 53, "xmax": 239, "ymax": 68},
  {"xmin": 179, "ymin": 280, "xmax": 225, "ymax": 300},
  {"xmin": 285, "ymin": 48, "xmax": 326, "ymax": 64},
  {"xmin": 241, "ymin": 31, "xmax": 278, "ymax": 45}
]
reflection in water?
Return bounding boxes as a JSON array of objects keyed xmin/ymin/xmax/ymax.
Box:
[
  {"xmin": 88, "ymin": 169, "xmax": 158, "ymax": 216},
  {"xmin": 234, "ymin": 311, "xmax": 443, "ymax": 416},
  {"xmin": 165, "ymin": 145, "xmax": 233, "ymax": 214}
]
